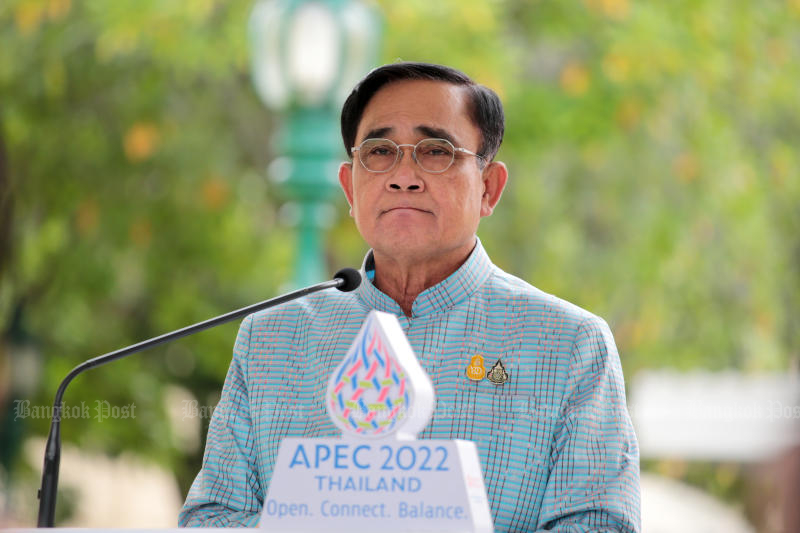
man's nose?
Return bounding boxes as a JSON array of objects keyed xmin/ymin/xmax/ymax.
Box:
[{"xmin": 387, "ymin": 147, "xmax": 424, "ymax": 191}]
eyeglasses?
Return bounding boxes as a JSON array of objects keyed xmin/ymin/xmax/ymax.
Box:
[{"xmin": 351, "ymin": 138, "xmax": 485, "ymax": 174}]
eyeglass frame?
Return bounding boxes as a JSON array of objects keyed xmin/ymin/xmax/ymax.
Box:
[{"xmin": 350, "ymin": 137, "xmax": 486, "ymax": 174}]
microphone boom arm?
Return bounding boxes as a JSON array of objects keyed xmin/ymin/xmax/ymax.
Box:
[{"xmin": 37, "ymin": 270, "xmax": 360, "ymax": 526}]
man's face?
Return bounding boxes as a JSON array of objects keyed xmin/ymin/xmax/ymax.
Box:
[{"xmin": 338, "ymin": 80, "xmax": 506, "ymax": 265}]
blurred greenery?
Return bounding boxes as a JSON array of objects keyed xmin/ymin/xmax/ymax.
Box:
[{"xmin": 1, "ymin": 0, "xmax": 799, "ymax": 526}]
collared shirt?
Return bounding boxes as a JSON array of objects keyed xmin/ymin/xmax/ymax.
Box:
[{"xmin": 180, "ymin": 240, "xmax": 641, "ymax": 531}]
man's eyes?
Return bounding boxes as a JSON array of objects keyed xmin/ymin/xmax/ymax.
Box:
[
  {"xmin": 368, "ymin": 146, "xmax": 395, "ymax": 156},
  {"xmin": 419, "ymin": 146, "xmax": 452, "ymax": 157}
]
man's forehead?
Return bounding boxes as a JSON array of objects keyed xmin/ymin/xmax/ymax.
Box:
[{"xmin": 355, "ymin": 80, "xmax": 474, "ymax": 144}]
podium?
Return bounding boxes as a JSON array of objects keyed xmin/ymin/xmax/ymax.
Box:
[
  {"xmin": 7, "ymin": 530, "xmax": 240, "ymax": 533},
  {"xmin": 257, "ymin": 311, "xmax": 494, "ymax": 532}
]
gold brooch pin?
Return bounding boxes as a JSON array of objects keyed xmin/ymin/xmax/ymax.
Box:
[
  {"xmin": 465, "ymin": 354, "xmax": 486, "ymax": 381},
  {"xmin": 486, "ymin": 359, "xmax": 508, "ymax": 385}
]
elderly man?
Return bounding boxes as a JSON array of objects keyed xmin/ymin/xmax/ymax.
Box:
[{"xmin": 180, "ymin": 62, "xmax": 640, "ymax": 531}]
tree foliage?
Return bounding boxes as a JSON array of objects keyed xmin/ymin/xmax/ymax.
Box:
[{"xmin": 1, "ymin": 0, "xmax": 798, "ymax": 524}]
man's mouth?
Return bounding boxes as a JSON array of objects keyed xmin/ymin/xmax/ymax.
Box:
[{"xmin": 381, "ymin": 206, "xmax": 431, "ymax": 214}]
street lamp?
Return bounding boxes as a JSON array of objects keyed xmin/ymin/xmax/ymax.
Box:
[{"xmin": 249, "ymin": 0, "xmax": 381, "ymax": 287}]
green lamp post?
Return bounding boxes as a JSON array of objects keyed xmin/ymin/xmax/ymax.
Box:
[{"xmin": 249, "ymin": 0, "xmax": 381, "ymax": 287}]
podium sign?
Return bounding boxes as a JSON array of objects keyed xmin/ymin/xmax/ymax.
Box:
[
  {"xmin": 259, "ymin": 311, "xmax": 493, "ymax": 532},
  {"xmin": 260, "ymin": 438, "xmax": 492, "ymax": 532}
]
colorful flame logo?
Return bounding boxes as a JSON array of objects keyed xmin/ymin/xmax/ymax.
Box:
[{"xmin": 327, "ymin": 316, "xmax": 411, "ymax": 437}]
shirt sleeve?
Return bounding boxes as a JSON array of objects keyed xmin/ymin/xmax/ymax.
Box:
[
  {"xmin": 537, "ymin": 315, "xmax": 641, "ymax": 532},
  {"xmin": 179, "ymin": 315, "xmax": 263, "ymax": 527}
]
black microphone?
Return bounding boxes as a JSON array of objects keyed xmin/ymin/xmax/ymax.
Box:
[
  {"xmin": 333, "ymin": 267, "xmax": 361, "ymax": 292},
  {"xmin": 36, "ymin": 268, "xmax": 361, "ymax": 527}
]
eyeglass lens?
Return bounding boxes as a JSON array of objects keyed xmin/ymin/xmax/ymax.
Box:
[{"xmin": 359, "ymin": 139, "xmax": 455, "ymax": 173}]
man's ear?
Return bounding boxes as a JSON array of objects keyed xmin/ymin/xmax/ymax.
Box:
[
  {"xmin": 480, "ymin": 161, "xmax": 508, "ymax": 218},
  {"xmin": 338, "ymin": 162, "xmax": 355, "ymax": 213}
]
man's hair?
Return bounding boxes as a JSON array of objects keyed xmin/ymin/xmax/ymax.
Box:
[{"xmin": 340, "ymin": 62, "xmax": 505, "ymax": 162}]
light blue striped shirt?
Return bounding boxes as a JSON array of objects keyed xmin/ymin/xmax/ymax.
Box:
[{"xmin": 180, "ymin": 240, "xmax": 640, "ymax": 531}]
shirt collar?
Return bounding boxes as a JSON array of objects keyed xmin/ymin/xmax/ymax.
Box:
[{"xmin": 354, "ymin": 237, "xmax": 493, "ymax": 318}]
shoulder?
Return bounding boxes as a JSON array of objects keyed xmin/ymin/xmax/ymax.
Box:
[
  {"xmin": 481, "ymin": 263, "xmax": 605, "ymax": 336},
  {"xmin": 244, "ymin": 288, "xmax": 364, "ymax": 335},
  {"xmin": 248, "ymin": 289, "xmax": 357, "ymax": 324}
]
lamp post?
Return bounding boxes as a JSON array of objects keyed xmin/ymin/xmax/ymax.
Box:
[{"xmin": 249, "ymin": 0, "xmax": 381, "ymax": 287}]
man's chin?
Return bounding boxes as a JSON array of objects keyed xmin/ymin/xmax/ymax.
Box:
[{"xmin": 371, "ymin": 236, "xmax": 436, "ymax": 259}]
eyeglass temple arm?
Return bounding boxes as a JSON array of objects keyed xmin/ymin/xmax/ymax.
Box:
[{"xmin": 455, "ymin": 147, "xmax": 485, "ymax": 160}]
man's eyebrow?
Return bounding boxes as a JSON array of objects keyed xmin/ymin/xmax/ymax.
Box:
[
  {"xmin": 360, "ymin": 125, "xmax": 459, "ymax": 145},
  {"xmin": 361, "ymin": 127, "xmax": 392, "ymax": 142},
  {"xmin": 416, "ymin": 125, "xmax": 457, "ymax": 145}
]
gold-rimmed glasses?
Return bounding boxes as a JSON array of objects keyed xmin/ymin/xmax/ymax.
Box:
[{"xmin": 351, "ymin": 138, "xmax": 485, "ymax": 174}]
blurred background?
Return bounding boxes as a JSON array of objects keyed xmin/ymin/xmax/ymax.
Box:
[{"xmin": 1, "ymin": 0, "xmax": 799, "ymax": 531}]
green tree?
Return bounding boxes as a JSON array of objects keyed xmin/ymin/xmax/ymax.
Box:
[
  {"xmin": 1, "ymin": 0, "xmax": 798, "ymax": 525},
  {"xmin": 0, "ymin": 0, "xmax": 295, "ymax": 511}
]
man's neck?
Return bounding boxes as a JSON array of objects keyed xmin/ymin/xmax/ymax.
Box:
[{"xmin": 371, "ymin": 238, "xmax": 476, "ymax": 317}]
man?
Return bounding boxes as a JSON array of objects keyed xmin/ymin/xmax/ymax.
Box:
[{"xmin": 180, "ymin": 62, "xmax": 640, "ymax": 531}]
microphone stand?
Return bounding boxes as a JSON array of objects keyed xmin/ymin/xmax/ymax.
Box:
[{"xmin": 36, "ymin": 269, "xmax": 361, "ymax": 527}]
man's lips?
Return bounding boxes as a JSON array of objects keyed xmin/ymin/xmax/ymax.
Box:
[{"xmin": 380, "ymin": 206, "xmax": 432, "ymax": 215}]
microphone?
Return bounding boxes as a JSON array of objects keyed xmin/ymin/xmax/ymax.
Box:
[
  {"xmin": 36, "ymin": 268, "xmax": 361, "ymax": 527},
  {"xmin": 333, "ymin": 267, "xmax": 361, "ymax": 292}
]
